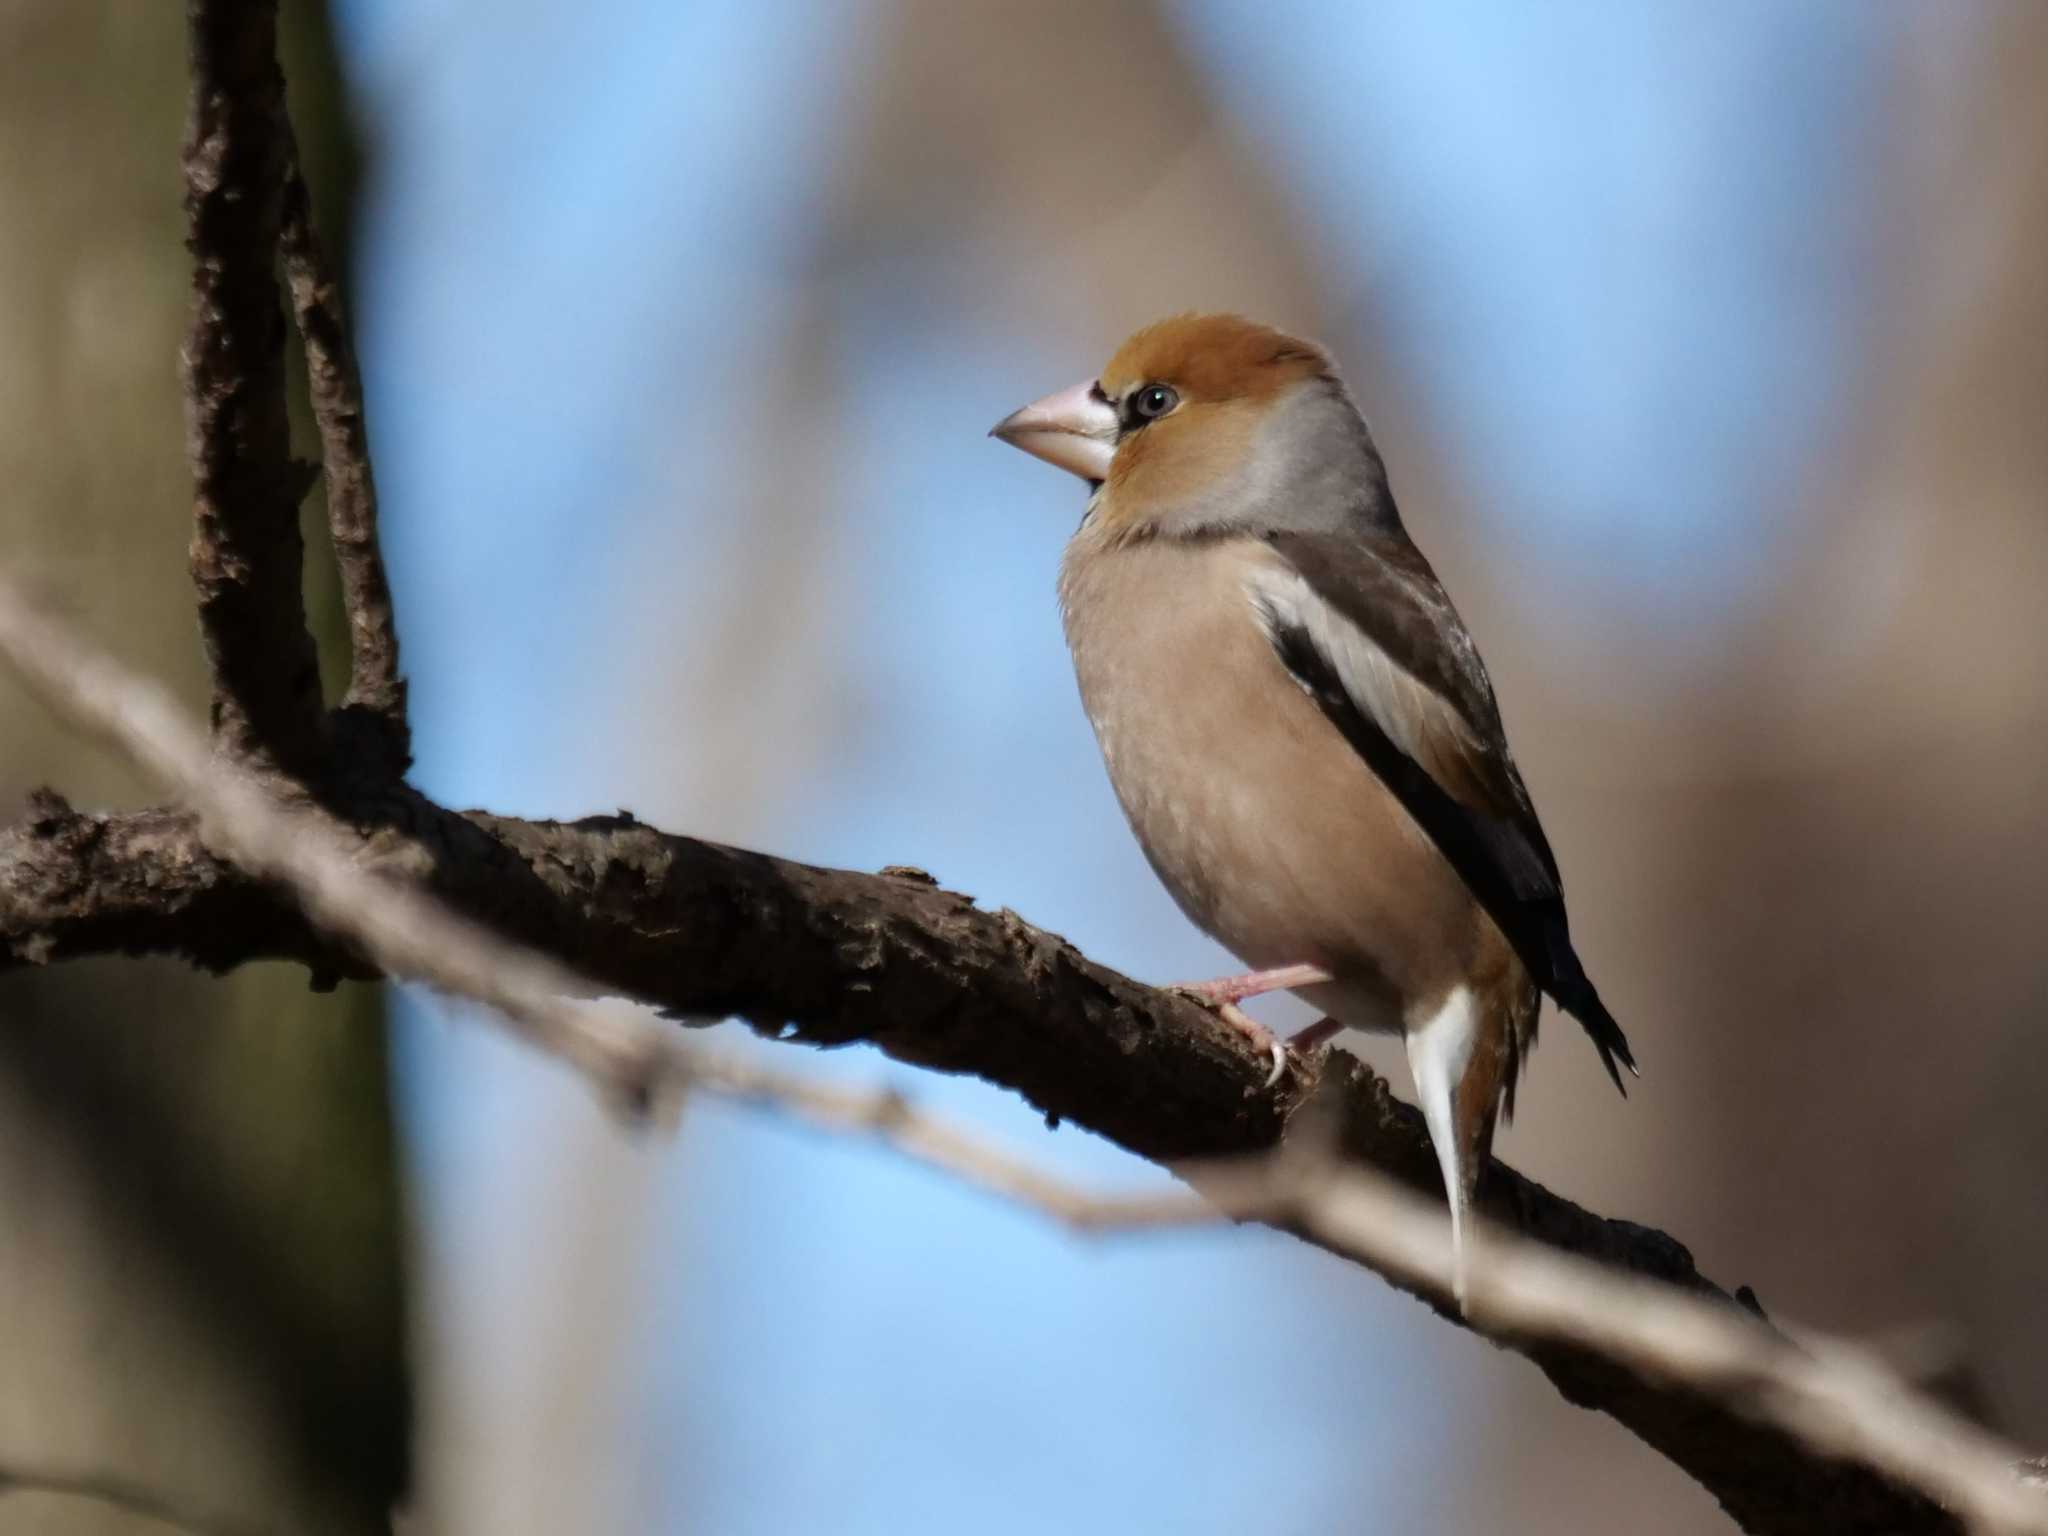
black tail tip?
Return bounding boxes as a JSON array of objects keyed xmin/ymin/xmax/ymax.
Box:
[
  {"xmin": 1594, "ymin": 1040, "xmax": 1640, "ymax": 1097},
  {"xmin": 1571, "ymin": 992, "xmax": 1637, "ymax": 1098}
]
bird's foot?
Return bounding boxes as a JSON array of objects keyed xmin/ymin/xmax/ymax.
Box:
[
  {"xmin": 1165, "ymin": 986, "xmax": 1291, "ymax": 1087},
  {"xmin": 1167, "ymin": 964, "xmax": 1328, "ymax": 1088},
  {"xmin": 1288, "ymin": 1016, "xmax": 1344, "ymax": 1054}
]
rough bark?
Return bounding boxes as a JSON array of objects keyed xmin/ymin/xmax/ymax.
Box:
[{"xmin": 182, "ymin": 0, "xmax": 328, "ymax": 772}]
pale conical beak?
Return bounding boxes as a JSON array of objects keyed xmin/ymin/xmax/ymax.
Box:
[{"xmin": 989, "ymin": 378, "xmax": 1118, "ymax": 482}]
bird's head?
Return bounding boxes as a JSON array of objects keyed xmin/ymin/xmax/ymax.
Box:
[{"xmin": 991, "ymin": 312, "xmax": 1387, "ymax": 541}]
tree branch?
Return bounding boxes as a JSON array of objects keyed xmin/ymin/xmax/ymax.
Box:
[
  {"xmin": 5, "ymin": 581, "xmax": 2042, "ymax": 1536},
  {"xmin": 182, "ymin": 0, "xmax": 327, "ymax": 771},
  {"xmin": 279, "ymin": 147, "xmax": 408, "ymax": 773}
]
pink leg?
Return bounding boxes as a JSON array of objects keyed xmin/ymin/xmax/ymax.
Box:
[
  {"xmin": 1289, "ymin": 1016, "xmax": 1344, "ymax": 1052},
  {"xmin": 1170, "ymin": 963, "xmax": 1332, "ymax": 1007},
  {"xmin": 1167, "ymin": 964, "xmax": 1333, "ymax": 1088}
]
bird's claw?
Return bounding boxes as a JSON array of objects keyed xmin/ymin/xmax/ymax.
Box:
[{"xmin": 1167, "ymin": 985, "xmax": 1292, "ymax": 1088}]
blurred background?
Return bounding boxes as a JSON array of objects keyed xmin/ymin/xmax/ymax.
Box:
[{"xmin": 1, "ymin": 2, "xmax": 2044, "ymax": 1532}]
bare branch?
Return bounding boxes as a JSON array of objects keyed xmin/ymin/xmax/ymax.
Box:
[
  {"xmin": 181, "ymin": 0, "xmax": 327, "ymax": 772},
  {"xmin": 279, "ymin": 147, "xmax": 408, "ymax": 771},
  {"xmin": 1271, "ymin": 1171, "xmax": 2046, "ymax": 1536},
  {"xmin": 4, "ymin": 580, "xmax": 2043, "ymax": 1535},
  {"xmin": 0, "ymin": 793, "xmax": 352, "ymax": 978},
  {"xmin": 0, "ymin": 582, "xmax": 658, "ymax": 1111}
]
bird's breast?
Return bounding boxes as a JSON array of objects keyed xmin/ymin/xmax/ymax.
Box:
[{"xmin": 1058, "ymin": 531, "xmax": 1485, "ymax": 1026}]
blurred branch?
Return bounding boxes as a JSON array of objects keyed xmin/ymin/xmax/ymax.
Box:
[
  {"xmin": 4, "ymin": 582, "xmax": 2044, "ymax": 1536},
  {"xmin": 0, "ymin": 1459, "xmax": 236, "ymax": 1536},
  {"xmin": 181, "ymin": 0, "xmax": 327, "ymax": 773}
]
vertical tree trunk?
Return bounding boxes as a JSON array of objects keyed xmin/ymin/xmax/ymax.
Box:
[{"xmin": 0, "ymin": 4, "xmax": 408, "ymax": 1531}]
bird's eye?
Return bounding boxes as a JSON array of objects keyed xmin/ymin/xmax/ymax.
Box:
[{"xmin": 1129, "ymin": 383, "xmax": 1179, "ymax": 422}]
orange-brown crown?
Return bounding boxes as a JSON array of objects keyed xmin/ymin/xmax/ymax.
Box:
[
  {"xmin": 1098, "ymin": 313, "xmax": 1332, "ymax": 404},
  {"xmin": 1090, "ymin": 315, "xmax": 1337, "ymax": 525}
]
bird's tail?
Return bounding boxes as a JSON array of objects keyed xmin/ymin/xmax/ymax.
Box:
[
  {"xmin": 1547, "ymin": 931, "xmax": 1637, "ymax": 1094},
  {"xmin": 1406, "ymin": 989, "xmax": 1506, "ymax": 1313}
]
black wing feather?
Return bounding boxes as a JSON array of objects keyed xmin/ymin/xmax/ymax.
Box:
[{"xmin": 1262, "ymin": 529, "xmax": 1637, "ymax": 1092}]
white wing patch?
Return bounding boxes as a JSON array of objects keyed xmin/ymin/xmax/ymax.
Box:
[{"xmin": 1243, "ymin": 563, "xmax": 1483, "ymax": 780}]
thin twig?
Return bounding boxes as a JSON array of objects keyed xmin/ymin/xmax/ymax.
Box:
[
  {"xmin": 278, "ymin": 146, "xmax": 408, "ymax": 767},
  {"xmin": 0, "ymin": 581, "xmax": 2042, "ymax": 1536}
]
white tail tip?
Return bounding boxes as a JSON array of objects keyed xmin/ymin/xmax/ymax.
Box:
[{"xmin": 1406, "ymin": 988, "xmax": 1479, "ymax": 1314}]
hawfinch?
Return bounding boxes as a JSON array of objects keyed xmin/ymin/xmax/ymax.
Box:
[{"xmin": 992, "ymin": 313, "xmax": 1634, "ymax": 1284}]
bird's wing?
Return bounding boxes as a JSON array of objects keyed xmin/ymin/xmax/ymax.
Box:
[{"xmin": 1248, "ymin": 527, "xmax": 1636, "ymax": 1090}]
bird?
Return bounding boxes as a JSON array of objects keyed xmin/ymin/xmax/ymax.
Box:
[{"xmin": 990, "ymin": 313, "xmax": 1635, "ymax": 1295}]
